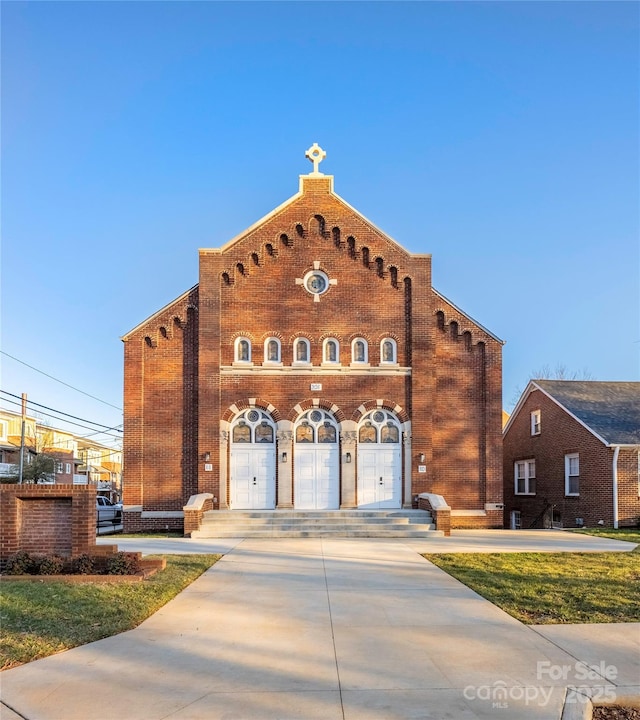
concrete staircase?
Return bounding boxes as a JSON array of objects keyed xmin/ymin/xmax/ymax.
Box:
[{"xmin": 191, "ymin": 509, "xmax": 443, "ymax": 538}]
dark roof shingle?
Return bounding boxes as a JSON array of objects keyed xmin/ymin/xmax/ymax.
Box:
[{"xmin": 534, "ymin": 380, "xmax": 640, "ymax": 445}]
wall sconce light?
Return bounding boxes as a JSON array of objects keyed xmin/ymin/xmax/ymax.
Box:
[
  {"xmin": 346, "ymin": 452, "xmax": 352, "ymax": 464},
  {"xmin": 204, "ymin": 452, "xmax": 210, "ymax": 462},
  {"xmin": 419, "ymin": 453, "xmax": 425, "ymax": 463},
  {"xmin": 282, "ymin": 452, "xmax": 287, "ymax": 463}
]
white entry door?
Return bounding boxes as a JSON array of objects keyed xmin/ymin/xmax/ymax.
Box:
[
  {"xmin": 357, "ymin": 446, "xmax": 401, "ymax": 509},
  {"xmin": 294, "ymin": 445, "xmax": 339, "ymax": 509},
  {"xmin": 230, "ymin": 446, "xmax": 275, "ymax": 510}
]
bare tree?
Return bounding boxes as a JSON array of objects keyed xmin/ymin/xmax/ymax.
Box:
[
  {"xmin": 2, "ymin": 427, "xmax": 58, "ymax": 484},
  {"xmin": 508, "ymin": 364, "xmax": 594, "ymax": 411}
]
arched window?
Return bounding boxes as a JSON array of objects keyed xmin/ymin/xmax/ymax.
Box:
[
  {"xmin": 296, "ymin": 422, "xmax": 314, "ymax": 443},
  {"xmin": 358, "ymin": 409, "xmax": 401, "ymax": 445},
  {"xmin": 231, "ymin": 409, "xmax": 275, "ymax": 444},
  {"xmin": 232, "ymin": 421, "xmax": 251, "ymax": 443},
  {"xmin": 255, "ymin": 421, "xmax": 274, "ymax": 443},
  {"xmin": 359, "ymin": 422, "xmax": 377, "ymax": 444},
  {"xmin": 380, "ymin": 338, "xmax": 397, "ymax": 365},
  {"xmin": 294, "ymin": 338, "xmax": 311, "ymax": 364},
  {"xmin": 263, "ymin": 337, "xmax": 281, "ymax": 364},
  {"xmin": 234, "ymin": 337, "xmax": 252, "ymax": 363},
  {"xmin": 295, "ymin": 409, "xmax": 338, "ymax": 444},
  {"xmin": 351, "ymin": 338, "xmax": 368, "ymax": 364},
  {"xmin": 323, "ymin": 338, "xmax": 340, "ymax": 364}
]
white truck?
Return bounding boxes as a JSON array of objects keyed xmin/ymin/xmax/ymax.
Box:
[{"xmin": 96, "ymin": 496, "xmax": 123, "ymax": 531}]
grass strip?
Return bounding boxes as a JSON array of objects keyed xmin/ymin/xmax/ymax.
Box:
[
  {"xmin": 1, "ymin": 554, "xmax": 219, "ymax": 670},
  {"xmin": 570, "ymin": 527, "xmax": 640, "ymax": 546},
  {"xmin": 425, "ymin": 552, "xmax": 640, "ymax": 624}
]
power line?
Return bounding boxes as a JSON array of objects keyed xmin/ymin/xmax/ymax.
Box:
[
  {"xmin": 0, "ymin": 390, "xmax": 121, "ymax": 431},
  {"xmin": 0, "ymin": 351, "xmax": 123, "ymax": 411},
  {"xmin": 0, "ymin": 397, "xmax": 123, "ymax": 440}
]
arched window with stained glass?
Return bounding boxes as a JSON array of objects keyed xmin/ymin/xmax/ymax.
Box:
[
  {"xmin": 351, "ymin": 338, "xmax": 368, "ymax": 364},
  {"xmin": 380, "ymin": 338, "xmax": 397, "ymax": 365},
  {"xmin": 294, "ymin": 338, "xmax": 311, "ymax": 364},
  {"xmin": 358, "ymin": 409, "xmax": 401, "ymax": 444},
  {"xmin": 263, "ymin": 337, "xmax": 281, "ymax": 364},
  {"xmin": 231, "ymin": 409, "xmax": 275, "ymax": 444},
  {"xmin": 295, "ymin": 409, "xmax": 339, "ymax": 444},
  {"xmin": 323, "ymin": 338, "xmax": 340, "ymax": 364},
  {"xmin": 234, "ymin": 337, "xmax": 252, "ymax": 363}
]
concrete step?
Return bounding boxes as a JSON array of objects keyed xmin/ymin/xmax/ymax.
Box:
[
  {"xmin": 191, "ymin": 509, "xmax": 441, "ymax": 538},
  {"xmin": 200, "ymin": 515, "xmax": 431, "ymax": 526},
  {"xmin": 200, "ymin": 509, "xmax": 432, "ymax": 519},
  {"xmin": 193, "ymin": 527, "xmax": 443, "ymax": 538}
]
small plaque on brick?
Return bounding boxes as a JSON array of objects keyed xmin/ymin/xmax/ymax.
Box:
[
  {"xmin": 204, "ymin": 463, "xmax": 213, "ymax": 472},
  {"xmin": 310, "ymin": 383, "xmax": 322, "ymax": 391},
  {"xmin": 418, "ymin": 465, "xmax": 427, "ymax": 473}
]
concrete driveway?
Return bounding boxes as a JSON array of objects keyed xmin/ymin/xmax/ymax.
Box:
[{"xmin": 1, "ymin": 533, "xmax": 638, "ymax": 720}]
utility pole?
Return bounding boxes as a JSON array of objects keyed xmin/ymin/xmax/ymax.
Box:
[{"xmin": 18, "ymin": 393, "xmax": 26, "ymax": 484}]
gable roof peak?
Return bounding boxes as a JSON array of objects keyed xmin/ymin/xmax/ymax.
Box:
[{"xmin": 531, "ymin": 380, "xmax": 640, "ymax": 446}]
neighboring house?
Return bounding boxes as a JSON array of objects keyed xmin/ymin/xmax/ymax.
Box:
[
  {"xmin": 0, "ymin": 409, "xmax": 122, "ymax": 500},
  {"xmin": 503, "ymin": 380, "xmax": 640, "ymax": 529},
  {"xmin": 122, "ymin": 144, "xmax": 505, "ymax": 533}
]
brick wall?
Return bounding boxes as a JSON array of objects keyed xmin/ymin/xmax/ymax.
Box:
[
  {"xmin": 1, "ymin": 484, "xmax": 97, "ymax": 562},
  {"xmin": 503, "ymin": 388, "xmax": 622, "ymax": 528},
  {"xmin": 123, "ymin": 174, "xmax": 504, "ymax": 529},
  {"xmin": 617, "ymin": 448, "xmax": 640, "ymax": 527},
  {"xmin": 123, "ymin": 288, "xmax": 199, "ymax": 521}
]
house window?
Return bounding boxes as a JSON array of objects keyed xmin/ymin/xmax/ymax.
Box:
[
  {"xmin": 263, "ymin": 337, "xmax": 281, "ymax": 364},
  {"xmin": 531, "ymin": 410, "xmax": 541, "ymax": 436},
  {"xmin": 0, "ymin": 421, "xmax": 7, "ymax": 441},
  {"xmin": 565, "ymin": 453, "xmax": 580, "ymax": 496},
  {"xmin": 515, "ymin": 459, "xmax": 536, "ymax": 495},
  {"xmin": 65, "ymin": 463, "xmax": 71, "ymax": 474},
  {"xmin": 380, "ymin": 338, "xmax": 397, "ymax": 364},
  {"xmin": 351, "ymin": 338, "xmax": 368, "ymax": 364},
  {"xmin": 294, "ymin": 338, "xmax": 310, "ymax": 364},
  {"xmin": 323, "ymin": 338, "xmax": 339, "ymax": 364},
  {"xmin": 234, "ymin": 337, "xmax": 252, "ymax": 363},
  {"xmin": 56, "ymin": 462, "xmax": 63, "ymax": 474}
]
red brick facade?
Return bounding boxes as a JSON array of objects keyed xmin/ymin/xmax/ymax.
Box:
[
  {"xmin": 503, "ymin": 385, "xmax": 640, "ymax": 529},
  {"xmin": 0, "ymin": 484, "xmax": 97, "ymax": 562},
  {"xmin": 123, "ymin": 159, "xmax": 504, "ymax": 531}
]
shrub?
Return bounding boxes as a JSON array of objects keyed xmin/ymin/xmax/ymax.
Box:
[
  {"xmin": 34, "ymin": 554, "xmax": 64, "ymax": 575},
  {"xmin": 106, "ymin": 552, "xmax": 140, "ymax": 575},
  {"xmin": 4, "ymin": 551, "xmax": 36, "ymax": 575},
  {"xmin": 71, "ymin": 553, "xmax": 95, "ymax": 575}
]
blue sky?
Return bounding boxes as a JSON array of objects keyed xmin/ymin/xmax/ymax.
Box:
[{"xmin": 2, "ymin": 1, "xmax": 638, "ymax": 441}]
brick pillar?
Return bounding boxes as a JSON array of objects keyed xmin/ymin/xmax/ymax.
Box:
[
  {"xmin": 198, "ymin": 250, "xmax": 223, "ymax": 500},
  {"xmin": 406, "ymin": 255, "xmax": 434, "ymax": 499},
  {"xmin": 123, "ymin": 336, "xmax": 144, "ymax": 507}
]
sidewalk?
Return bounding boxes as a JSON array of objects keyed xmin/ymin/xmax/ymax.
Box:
[
  {"xmin": 1, "ymin": 534, "xmax": 638, "ymax": 720},
  {"xmin": 95, "ymin": 528, "xmax": 640, "ymax": 556}
]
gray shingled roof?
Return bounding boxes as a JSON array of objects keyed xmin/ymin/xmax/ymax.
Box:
[{"xmin": 534, "ymin": 380, "xmax": 640, "ymax": 445}]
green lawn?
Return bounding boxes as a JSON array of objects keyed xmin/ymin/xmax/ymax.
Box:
[
  {"xmin": 571, "ymin": 527, "xmax": 640, "ymax": 547},
  {"xmin": 425, "ymin": 551, "xmax": 640, "ymax": 624},
  {"xmin": 0, "ymin": 554, "xmax": 219, "ymax": 670},
  {"xmin": 115, "ymin": 532, "xmax": 185, "ymax": 538}
]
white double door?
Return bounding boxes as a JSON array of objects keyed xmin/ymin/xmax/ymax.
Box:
[
  {"xmin": 294, "ymin": 445, "xmax": 339, "ymax": 510},
  {"xmin": 230, "ymin": 446, "xmax": 276, "ymax": 510},
  {"xmin": 357, "ymin": 446, "xmax": 401, "ymax": 509}
]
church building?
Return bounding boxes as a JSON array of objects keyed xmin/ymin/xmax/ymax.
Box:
[{"xmin": 122, "ymin": 145, "xmax": 504, "ymax": 533}]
